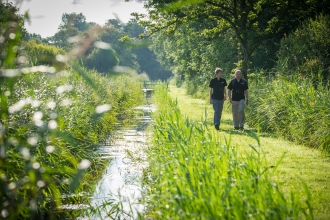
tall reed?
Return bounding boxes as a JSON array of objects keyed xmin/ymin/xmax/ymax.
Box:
[
  {"xmin": 0, "ymin": 63, "xmax": 144, "ymax": 219},
  {"xmin": 141, "ymin": 85, "xmax": 312, "ymax": 219},
  {"xmin": 246, "ymin": 74, "xmax": 330, "ymax": 152}
]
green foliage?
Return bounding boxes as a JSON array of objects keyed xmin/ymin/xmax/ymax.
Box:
[
  {"xmin": 277, "ymin": 14, "xmax": 330, "ymax": 81},
  {"xmin": 142, "ymin": 85, "xmax": 312, "ymax": 219},
  {"xmin": 138, "ymin": 0, "xmax": 330, "ymax": 79},
  {"xmin": 0, "ymin": 1, "xmax": 25, "ymax": 69},
  {"xmin": 24, "ymin": 12, "xmax": 172, "ymax": 80},
  {"xmin": 0, "ymin": 64, "xmax": 144, "ymax": 219},
  {"xmin": 45, "ymin": 12, "xmax": 97, "ymax": 51},
  {"xmin": 48, "ymin": 27, "xmax": 81, "ymax": 50},
  {"xmin": 85, "ymin": 47, "xmax": 119, "ymax": 73},
  {"xmin": 99, "ymin": 25, "xmax": 140, "ymax": 70},
  {"xmin": 246, "ymin": 73, "xmax": 330, "ymax": 152},
  {"xmin": 0, "ymin": 6, "xmax": 144, "ymax": 218},
  {"xmin": 22, "ymin": 32, "xmax": 43, "ymax": 43},
  {"xmin": 124, "ymin": 19, "xmax": 144, "ymax": 38},
  {"xmin": 23, "ymin": 40, "xmax": 66, "ymax": 69},
  {"xmin": 135, "ymin": 45, "xmax": 173, "ymax": 80},
  {"xmin": 150, "ymin": 22, "xmax": 236, "ymax": 84},
  {"xmin": 168, "ymin": 85, "xmax": 330, "ymax": 219},
  {"xmin": 58, "ymin": 13, "xmax": 89, "ymax": 32},
  {"xmin": 94, "ymin": 19, "xmax": 172, "ymax": 80}
]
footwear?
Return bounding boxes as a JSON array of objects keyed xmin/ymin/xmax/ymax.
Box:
[
  {"xmin": 239, "ymin": 127, "xmax": 244, "ymax": 130},
  {"xmin": 215, "ymin": 124, "xmax": 219, "ymax": 130},
  {"xmin": 234, "ymin": 127, "xmax": 239, "ymax": 130}
]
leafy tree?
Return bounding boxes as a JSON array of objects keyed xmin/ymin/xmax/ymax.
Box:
[
  {"xmin": 124, "ymin": 18, "xmax": 144, "ymax": 38},
  {"xmin": 59, "ymin": 12, "xmax": 88, "ymax": 32},
  {"xmin": 47, "ymin": 27, "xmax": 80, "ymax": 50},
  {"xmin": 23, "ymin": 39, "xmax": 66, "ymax": 69},
  {"xmin": 149, "ymin": 19, "xmax": 236, "ymax": 86},
  {"xmin": 135, "ymin": 45, "xmax": 173, "ymax": 80},
  {"xmin": 0, "ymin": 1, "xmax": 26, "ymax": 68},
  {"xmin": 48, "ymin": 13, "xmax": 98, "ymax": 50},
  {"xmin": 123, "ymin": 19, "xmax": 173, "ymax": 80},
  {"xmin": 106, "ymin": 18, "xmax": 124, "ymax": 29},
  {"xmin": 137, "ymin": 0, "xmax": 330, "ymax": 79},
  {"xmin": 85, "ymin": 47, "xmax": 119, "ymax": 73},
  {"xmin": 22, "ymin": 32, "xmax": 42, "ymax": 42},
  {"xmin": 277, "ymin": 14, "xmax": 330, "ymax": 81},
  {"xmin": 100, "ymin": 24, "xmax": 139, "ymax": 69}
]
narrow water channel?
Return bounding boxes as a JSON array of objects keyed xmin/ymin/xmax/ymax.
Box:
[{"xmin": 85, "ymin": 103, "xmax": 156, "ymax": 219}]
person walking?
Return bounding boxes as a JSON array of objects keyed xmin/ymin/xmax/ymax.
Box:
[
  {"xmin": 209, "ymin": 68, "xmax": 227, "ymax": 130},
  {"xmin": 228, "ymin": 70, "xmax": 249, "ymax": 130}
]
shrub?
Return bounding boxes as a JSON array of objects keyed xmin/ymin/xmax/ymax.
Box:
[
  {"xmin": 84, "ymin": 47, "xmax": 119, "ymax": 73},
  {"xmin": 23, "ymin": 40, "xmax": 67, "ymax": 69},
  {"xmin": 277, "ymin": 14, "xmax": 330, "ymax": 82},
  {"xmin": 246, "ymin": 74, "xmax": 330, "ymax": 152}
]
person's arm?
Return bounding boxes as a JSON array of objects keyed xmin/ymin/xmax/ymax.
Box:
[
  {"xmin": 245, "ymin": 90, "xmax": 249, "ymax": 106},
  {"xmin": 209, "ymin": 88, "xmax": 213, "ymax": 104},
  {"xmin": 223, "ymin": 87, "xmax": 227, "ymax": 101},
  {"xmin": 228, "ymin": 89, "xmax": 232, "ymax": 104}
]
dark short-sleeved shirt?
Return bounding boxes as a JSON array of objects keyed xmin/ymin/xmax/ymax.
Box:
[
  {"xmin": 228, "ymin": 78, "xmax": 248, "ymax": 101},
  {"xmin": 209, "ymin": 77, "xmax": 227, "ymax": 100}
]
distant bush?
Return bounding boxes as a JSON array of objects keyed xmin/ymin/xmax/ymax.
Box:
[
  {"xmin": 84, "ymin": 47, "xmax": 119, "ymax": 73},
  {"xmin": 277, "ymin": 14, "xmax": 330, "ymax": 82},
  {"xmin": 23, "ymin": 40, "xmax": 67, "ymax": 69},
  {"xmin": 246, "ymin": 74, "xmax": 330, "ymax": 152}
]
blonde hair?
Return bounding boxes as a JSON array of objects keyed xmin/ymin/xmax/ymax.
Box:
[
  {"xmin": 235, "ymin": 70, "xmax": 242, "ymax": 75},
  {"xmin": 215, "ymin": 68, "xmax": 223, "ymax": 74}
]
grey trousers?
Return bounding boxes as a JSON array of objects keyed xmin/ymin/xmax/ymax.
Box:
[
  {"xmin": 212, "ymin": 99, "xmax": 224, "ymax": 126},
  {"xmin": 231, "ymin": 99, "xmax": 245, "ymax": 128}
]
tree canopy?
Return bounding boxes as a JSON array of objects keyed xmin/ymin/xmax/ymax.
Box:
[
  {"xmin": 277, "ymin": 14, "xmax": 330, "ymax": 81},
  {"xmin": 137, "ymin": 0, "xmax": 330, "ymax": 79},
  {"xmin": 16, "ymin": 10, "xmax": 173, "ymax": 80},
  {"xmin": 0, "ymin": 1, "xmax": 27, "ymax": 68},
  {"xmin": 59, "ymin": 12, "xmax": 90, "ymax": 32}
]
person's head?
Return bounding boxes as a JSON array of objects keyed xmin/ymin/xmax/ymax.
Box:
[
  {"xmin": 234, "ymin": 70, "xmax": 242, "ymax": 80},
  {"xmin": 215, "ymin": 68, "xmax": 223, "ymax": 78}
]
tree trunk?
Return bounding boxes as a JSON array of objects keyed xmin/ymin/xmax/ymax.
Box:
[{"xmin": 240, "ymin": 43, "xmax": 249, "ymax": 81}]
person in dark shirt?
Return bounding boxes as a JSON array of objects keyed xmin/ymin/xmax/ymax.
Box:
[
  {"xmin": 228, "ymin": 70, "xmax": 249, "ymax": 130},
  {"xmin": 209, "ymin": 68, "xmax": 227, "ymax": 130}
]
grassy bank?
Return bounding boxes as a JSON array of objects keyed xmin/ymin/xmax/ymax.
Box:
[
  {"xmin": 0, "ymin": 63, "xmax": 144, "ymax": 219},
  {"xmin": 142, "ymin": 85, "xmax": 315, "ymax": 219},
  {"xmin": 161, "ymin": 85, "xmax": 330, "ymax": 219},
  {"xmin": 246, "ymin": 75, "xmax": 330, "ymax": 152}
]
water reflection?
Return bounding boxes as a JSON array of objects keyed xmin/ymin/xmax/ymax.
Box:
[{"xmin": 82, "ymin": 104, "xmax": 156, "ymax": 219}]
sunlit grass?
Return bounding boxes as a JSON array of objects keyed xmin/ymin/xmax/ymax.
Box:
[
  {"xmin": 0, "ymin": 63, "xmax": 145, "ymax": 219},
  {"xmin": 165, "ymin": 85, "xmax": 330, "ymax": 220},
  {"xmin": 246, "ymin": 75, "xmax": 330, "ymax": 152},
  {"xmin": 141, "ymin": 85, "xmax": 313, "ymax": 219}
]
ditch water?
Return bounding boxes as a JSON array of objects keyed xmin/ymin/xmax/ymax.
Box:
[
  {"xmin": 68, "ymin": 85, "xmax": 155, "ymax": 219},
  {"xmin": 88, "ymin": 103, "xmax": 156, "ymax": 219},
  {"xmin": 60, "ymin": 88, "xmax": 155, "ymax": 219}
]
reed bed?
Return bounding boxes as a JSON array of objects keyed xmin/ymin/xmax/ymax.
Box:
[
  {"xmin": 141, "ymin": 85, "xmax": 312, "ymax": 219},
  {"xmin": 246, "ymin": 75, "xmax": 330, "ymax": 152},
  {"xmin": 0, "ymin": 63, "xmax": 144, "ymax": 219}
]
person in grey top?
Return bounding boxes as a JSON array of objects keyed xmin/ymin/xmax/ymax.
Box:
[{"xmin": 227, "ymin": 70, "xmax": 249, "ymax": 130}]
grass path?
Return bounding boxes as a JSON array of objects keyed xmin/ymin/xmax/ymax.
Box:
[{"xmin": 167, "ymin": 85, "xmax": 330, "ymax": 220}]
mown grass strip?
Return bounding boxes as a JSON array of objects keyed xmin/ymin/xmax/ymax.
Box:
[
  {"xmin": 142, "ymin": 85, "xmax": 312, "ymax": 219},
  {"xmin": 166, "ymin": 84, "xmax": 330, "ymax": 220}
]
